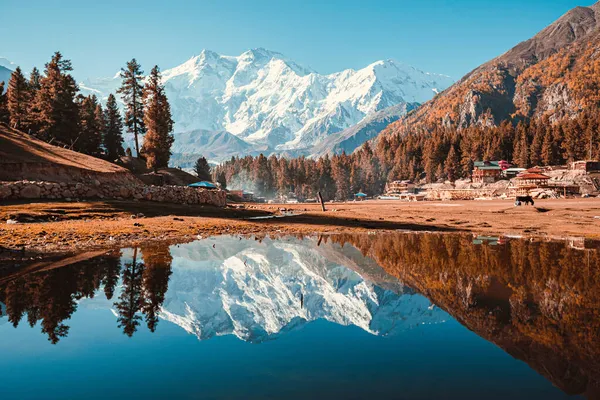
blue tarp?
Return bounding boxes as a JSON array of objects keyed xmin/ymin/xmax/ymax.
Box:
[
  {"xmin": 355, "ymin": 192, "xmax": 367, "ymax": 197},
  {"xmin": 188, "ymin": 181, "xmax": 217, "ymax": 189}
]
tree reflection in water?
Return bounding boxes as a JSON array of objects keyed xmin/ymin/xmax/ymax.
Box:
[
  {"xmin": 326, "ymin": 233, "xmax": 600, "ymax": 399},
  {"xmin": 0, "ymin": 234, "xmax": 598, "ymax": 398},
  {"xmin": 0, "ymin": 244, "xmax": 173, "ymax": 343}
]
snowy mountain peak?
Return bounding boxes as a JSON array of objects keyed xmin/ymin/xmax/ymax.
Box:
[{"xmin": 80, "ymin": 49, "xmax": 454, "ymax": 161}]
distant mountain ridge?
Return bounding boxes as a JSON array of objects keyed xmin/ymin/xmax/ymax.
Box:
[{"xmin": 381, "ymin": 1, "xmax": 600, "ymax": 136}]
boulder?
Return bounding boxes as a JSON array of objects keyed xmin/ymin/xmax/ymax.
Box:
[
  {"xmin": 119, "ymin": 187, "xmax": 131, "ymax": 198},
  {"xmin": 0, "ymin": 185, "xmax": 12, "ymax": 199},
  {"xmin": 20, "ymin": 185, "xmax": 41, "ymax": 199}
]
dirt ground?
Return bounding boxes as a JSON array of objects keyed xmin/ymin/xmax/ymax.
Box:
[{"xmin": 1, "ymin": 198, "xmax": 599, "ymax": 255}]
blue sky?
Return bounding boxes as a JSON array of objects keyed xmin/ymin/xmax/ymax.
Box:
[{"xmin": 1, "ymin": 0, "xmax": 595, "ymax": 80}]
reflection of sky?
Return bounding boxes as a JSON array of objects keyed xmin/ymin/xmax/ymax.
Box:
[{"xmin": 0, "ymin": 305, "xmax": 571, "ymax": 399}]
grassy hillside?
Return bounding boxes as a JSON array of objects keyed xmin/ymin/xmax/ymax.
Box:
[{"xmin": 0, "ymin": 124, "xmax": 140, "ymax": 184}]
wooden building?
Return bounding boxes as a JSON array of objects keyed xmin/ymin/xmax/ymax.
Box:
[
  {"xmin": 570, "ymin": 160, "xmax": 600, "ymax": 172},
  {"xmin": 472, "ymin": 161, "xmax": 504, "ymax": 183},
  {"xmin": 385, "ymin": 180, "xmax": 416, "ymax": 194},
  {"xmin": 512, "ymin": 172, "xmax": 550, "ymax": 195}
]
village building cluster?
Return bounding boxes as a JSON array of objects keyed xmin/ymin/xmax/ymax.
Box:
[
  {"xmin": 379, "ymin": 159, "xmax": 600, "ymax": 202},
  {"xmin": 209, "ymin": 158, "xmax": 600, "ymax": 204}
]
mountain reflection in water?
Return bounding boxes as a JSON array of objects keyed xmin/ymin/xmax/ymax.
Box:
[{"xmin": 0, "ymin": 233, "xmax": 598, "ymax": 399}]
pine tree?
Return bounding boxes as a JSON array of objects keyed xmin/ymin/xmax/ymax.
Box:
[
  {"xmin": 216, "ymin": 171, "xmax": 227, "ymax": 189},
  {"xmin": 541, "ymin": 127, "xmax": 555, "ymax": 166},
  {"xmin": 25, "ymin": 67, "xmax": 42, "ymax": 133},
  {"xmin": 331, "ymin": 153, "xmax": 351, "ymax": 200},
  {"xmin": 94, "ymin": 103, "xmax": 106, "ymax": 156},
  {"xmin": 7, "ymin": 67, "xmax": 30, "ymax": 130},
  {"xmin": 28, "ymin": 67, "xmax": 41, "ymax": 91},
  {"xmin": 76, "ymin": 95, "xmax": 103, "ymax": 156},
  {"xmin": 0, "ymin": 82, "xmax": 8, "ymax": 124},
  {"xmin": 194, "ymin": 156, "xmax": 212, "ymax": 181},
  {"xmin": 444, "ymin": 145, "xmax": 459, "ymax": 182},
  {"xmin": 513, "ymin": 122, "xmax": 529, "ymax": 168},
  {"xmin": 141, "ymin": 66, "xmax": 174, "ymax": 171},
  {"xmin": 103, "ymin": 94, "xmax": 125, "ymax": 161},
  {"xmin": 31, "ymin": 52, "xmax": 80, "ymax": 145},
  {"xmin": 529, "ymin": 122, "xmax": 544, "ymax": 167},
  {"xmin": 117, "ymin": 59, "xmax": 145, "ymax": 158}
]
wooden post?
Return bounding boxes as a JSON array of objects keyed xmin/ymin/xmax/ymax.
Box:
[{"xmin": 317, "ymin": 191, "xmax": 326, "ymax": 212}]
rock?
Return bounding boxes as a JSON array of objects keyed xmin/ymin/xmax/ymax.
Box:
[
  {"xmin": 62, "ymin": 189, "xmax": 73, "ymax": 198},
  {"xmin": 0, "ymin": 185, "xmax": 11, "ymax": 199},
  {"xmin": 119, "ymin": 187, "xmax": 131, "ymax": 198},
  {"xmin": 20, "ymin": 185, "xmax": 41, "ymax": 199}
]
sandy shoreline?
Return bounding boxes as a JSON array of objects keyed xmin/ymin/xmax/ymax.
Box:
[{"xmin": 1, "ymin": 198, "xmax": 599, "ymax": 256}]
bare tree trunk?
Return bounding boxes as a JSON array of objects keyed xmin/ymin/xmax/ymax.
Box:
[{"xmin": 317, "ymin": 191, "xmax": 326, "ymax": 212}]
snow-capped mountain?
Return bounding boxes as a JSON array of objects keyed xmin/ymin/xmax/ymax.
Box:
[
  {"xmin": 132, "ymin": 237, "xmax": 447, "ymax": 342},
  {"xmin": 81, "ymin": 49, "xmax": 452, "ymax": 161}
]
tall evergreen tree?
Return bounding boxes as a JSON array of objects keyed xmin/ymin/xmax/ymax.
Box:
[
  {"xmin": 28, "ymin": 67, "xmax": 41, "ymax": 91},
  {"xmin": 216, "ymin": 170, "xmax": 227, "ymax": 189},
  {"xmin": 0, "ymin": 82, "xmax": 8, "ymax": 124},
  {"xmin": 141, "ymin": 66, "xmax": 174, "ymax": 171},
  {"xmin": 513, "ymin": 122, "xmax": 529, "ymax": 168},
  {"xmin": 444, "ymin": 145, "xmax": 459, "ymax": 182},
  {"xmin": 7, "ymin": 67, "xmax": 30, "ymax": 130},
  {"xmin": 117, "ymin": 59, "xmax": 145, "ymax": 158},
  {"xmin": 31, "ymin": 52, "xmax": 80, "ymax": 145},
  {"xmin": 103, "ymin": 93, "xmax": 125, "ymax": 161},
  {"xmin": 25, "ymin": 67, "xmax": 42, "ymax": 133},
  {"xmin": 76, "ymin": 95, "xmax": 103, "ymax": 156},
  {"xmin": 194, "ymin": 156, "xmax": 212, "ymax": 181}
]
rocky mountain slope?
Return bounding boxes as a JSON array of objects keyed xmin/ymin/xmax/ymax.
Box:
[
  {"xmin": 81, "ymin": 49, "xmax": 452, "ymax": 161},
  {"xmin": 310, "ymin": 102, "xmax": 419, "ymax": 158},
  {"xmin": 381, "ymin": 2, "xmax": 600, "ymax": 136}
]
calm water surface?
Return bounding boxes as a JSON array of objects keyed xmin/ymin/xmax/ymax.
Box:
[{"xmin": 0, "ymin": 233, "xmax": 597, "ymax": 399}]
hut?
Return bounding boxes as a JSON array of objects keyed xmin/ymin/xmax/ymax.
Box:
[
  {"xmin": 188, "ymin": 181, "xmax": 217, "ymax": 189},
  {"xmin": 354, "ymin": 192, "xmax": 368, "ymax": 201}
]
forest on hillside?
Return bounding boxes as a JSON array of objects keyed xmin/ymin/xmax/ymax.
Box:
[{"xmin": 214, "ymin": 109, "xmax": 600, "ymax": 200}]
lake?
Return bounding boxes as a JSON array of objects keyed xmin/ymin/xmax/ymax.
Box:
[{"xmin": 0, "ymin": 233, "xmax": 597, "ymax": 399}]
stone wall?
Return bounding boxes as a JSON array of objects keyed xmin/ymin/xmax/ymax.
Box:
[{"xmin": 0, "ymin": 180, "xmax": 226, "ymax": 207}]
